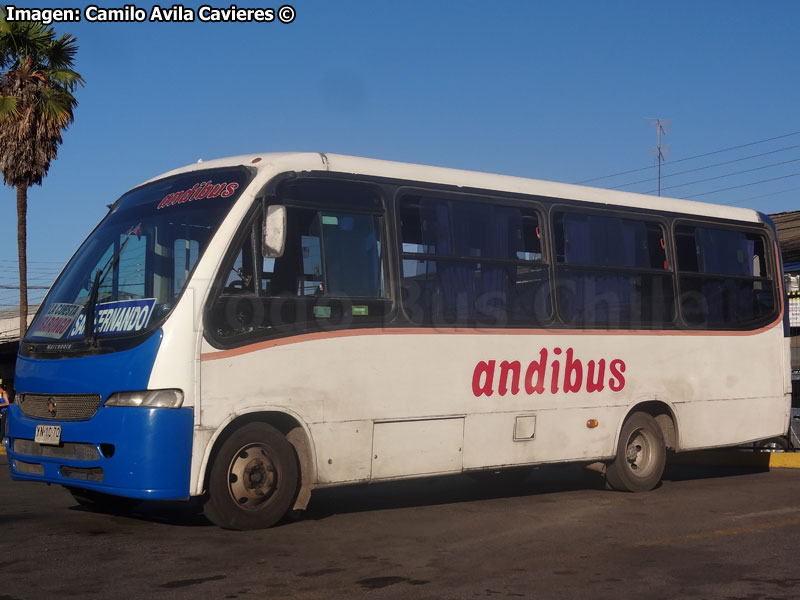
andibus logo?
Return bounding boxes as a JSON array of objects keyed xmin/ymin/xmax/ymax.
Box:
[
  {"xmin": 156, "ymin": 181, "xmax": 239, "ymax": 209},
  {"xmin": 471, "ymin": 347, "xmax": 626, "ymax": 397}
]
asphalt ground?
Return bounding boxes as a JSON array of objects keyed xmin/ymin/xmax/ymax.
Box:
[{"xmin": 3, "ymin": 451, "xmax": 800, "ymax": 599}]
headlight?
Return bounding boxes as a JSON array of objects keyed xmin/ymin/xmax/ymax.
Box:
[{"xmin": 105, "ymin": 389, "xmax": 184, "ymax": 408}]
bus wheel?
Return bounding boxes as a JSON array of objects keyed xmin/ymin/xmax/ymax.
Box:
[
  {"xmin": 605, "ymin": 412, "xmax": 666, "ymax": 493},
  {"xmin": 66, "ymin": 487, "xmax": 140, "ymax": 513},
  {"xmin": 203, "ymin": 422, "xmax": 299, "ymax": 530},
  {"xmin": 754, "ymin": 436, "xmax": 790, "ymax": 452}
]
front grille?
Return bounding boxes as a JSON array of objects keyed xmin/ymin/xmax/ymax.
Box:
[
  {"xmin": 14, "ymin": 460, "xmax": 44, "ymax": 475},
  {"xmin": 60, "ymin": 466, "xmax": 103, "ymax": 482},
  {"xmin": 13, "ymin": 438, "xmax": 100, "ymax": 461},
  {"xmin": 18, "ymin": 393, "xmax": 102, "ymax": 421}
]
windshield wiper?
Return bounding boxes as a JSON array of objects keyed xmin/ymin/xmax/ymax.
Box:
[{"xmin": 84, "ymin": 224, "xmax": 140, "ymax": 347}]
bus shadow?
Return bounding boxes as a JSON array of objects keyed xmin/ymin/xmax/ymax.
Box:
[
  {"xmin": 64, "ymin": 456, "xmax": 775, "ymax": 528},
  {"xmin": 67, "ymin": 497, "xmax": 212, "ymax": 527},
  {"xmin": 304, "ymin": 458, "xmax": 775, "ymax": 522},
  {"xmin": 302, "ymin": 464, "xmax": 605, "ymax": 521},
  {"xmin": 663, "ymin": 449, "xmax": 772, "ymax": 482}
]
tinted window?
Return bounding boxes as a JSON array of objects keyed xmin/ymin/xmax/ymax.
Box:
[
  {"xmin": 261, "ymin": 209, "xmax": 384, "ymax": 299},
  {"xmin": 676, "ymin": 226, "xmax": 766, "ymax": 276},
  {"xmin": 208, "ymin": 186, "xmax": 389, "ymax": 344},
  {"xmin": 555, "ymin": 213, "xmax": 666, "ymax": 269},
  {"xmin": 553, "ymin": 211, "xmax": 673, "ymax": 328},
  {"xmin": 676, "ymin": 225, "xmax": 775, "ymax": 328},
  {"xmin": 399, "ymin": 196, "xmax": 550, "ymax": 327}
]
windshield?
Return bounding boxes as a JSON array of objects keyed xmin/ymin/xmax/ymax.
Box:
[{"xmin": 26, "ymin": 166, "xmax": 252, "ymax": 344}]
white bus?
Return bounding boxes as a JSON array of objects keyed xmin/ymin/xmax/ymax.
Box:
[{"xmin": 7, "ymin": 152, "xmax": 790, "ymax": 530}]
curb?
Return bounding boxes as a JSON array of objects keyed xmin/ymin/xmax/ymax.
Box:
[{"xmin": 670, "ymin": 449, "xmax": 800, "ymax": 469}]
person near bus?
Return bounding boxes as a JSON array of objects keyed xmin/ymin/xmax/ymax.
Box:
[{"xmin": 0, "ymin": 381, "xmax": 9, "ymax": 440}]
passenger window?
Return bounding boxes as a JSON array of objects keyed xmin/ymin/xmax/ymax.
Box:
[
  {"xmin": 553, "ymin": 211, "xmax": 674, "ymax": 328},
  {"xmin": 554, "ymin": 213, "xmax": 666, "ymax": 269},
  {"xmin": 676, "ymin": 225, "xmax": 775, "ymax": 328},
  {"xmin": 400, "ymin": 196, "xmax": 450, "ymax": 255},
  {"xmin": 399, "ymin": 195, "xmax": 550, "ymax": 327}
]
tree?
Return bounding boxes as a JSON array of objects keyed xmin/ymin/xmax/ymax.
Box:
[{"xmin": 0, "ymin": 10, "xmax": 83, "ymax": 337}]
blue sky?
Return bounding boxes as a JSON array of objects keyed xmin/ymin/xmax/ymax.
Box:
[{"xmin": 0, "ymin": 0, "xmax": 799, "ymax": 307}]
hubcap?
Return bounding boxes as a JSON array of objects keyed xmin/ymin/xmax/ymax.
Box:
[
  {"xmin": 624, "ymin": 429, "xmax": 654, "ymax": 478},
  {"xmin": 227, "ymin": 443, "xmax": 278, "ymax": 510}
]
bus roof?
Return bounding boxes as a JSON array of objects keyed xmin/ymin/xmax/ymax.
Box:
[{"xmin": 146, "ymin": 151, "xmax": 764, "ymax": 224}]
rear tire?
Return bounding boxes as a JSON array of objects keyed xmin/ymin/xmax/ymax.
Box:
[
  {"xmin": 606, "ymin": 412, "xmax": 666, "ymax": 492},
  {"xmin": 203, "ymin": 422, "xmax": 299, "ymax": 530}
]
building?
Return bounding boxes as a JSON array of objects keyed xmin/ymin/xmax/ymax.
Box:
[{"xmin": 771, "ymin": 210, "xmax": 800, "ymax": 346}]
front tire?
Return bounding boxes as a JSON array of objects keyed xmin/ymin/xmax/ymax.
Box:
[
  {"xmin": 605, "ymin": 412, "xmax": 666, "ymax": 492},
  {"xmin": 203, "ymin": 422, "xmax": 299, "ymax": 530}
]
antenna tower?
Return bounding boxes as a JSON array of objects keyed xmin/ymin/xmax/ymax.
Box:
[{"xmin": 655, "ymin": 119, "xmax": 667, "ymax": 196}]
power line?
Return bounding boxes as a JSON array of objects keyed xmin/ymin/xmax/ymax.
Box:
[
  {"xmin": 722, "ymin": 185, "xmax": 800, "ymax": 206},
  {"xmin": 575, "ymin": 130, "xmax": 800, "ymax": 184},
  {"xmin": 646, "ymin": 156, "xmax": 800, "ymax": 195},
  {"xmin": 681, "ymin": 171, "xmax": 800, "ymax": 199},
  {"xmin": 0, "ymin": 259, "xmax": 64, "ymax": 264},
  {"xmin": 609, "ymin": 143, "xmax": 800, "ymax": 190},
  {"xmin": 0, "ymin": 285, "xmax": 50, "ymax": 289}
]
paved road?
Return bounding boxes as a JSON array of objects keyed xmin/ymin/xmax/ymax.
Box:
[{"xmin": 3, "ymin": 456, "xmax": 800, "ymax": 599}]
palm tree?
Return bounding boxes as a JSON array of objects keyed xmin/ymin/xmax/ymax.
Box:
[{"xmin": 0, "ymin": 10, "xmax": 83, "ymax": 336}]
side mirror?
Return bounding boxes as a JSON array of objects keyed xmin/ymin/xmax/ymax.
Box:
[{"xmin": 263, "ymin": 205, "xmax": 286, "ymax": 258}]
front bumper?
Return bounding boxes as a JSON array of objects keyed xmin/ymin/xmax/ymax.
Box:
[{"xmin": 6, "ymin": 403, "xmax": 193, "ymax": 500}]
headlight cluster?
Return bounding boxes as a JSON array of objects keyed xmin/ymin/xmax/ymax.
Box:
[{"xmin": 105, "ymin": 389, "xmax": 184, "ymax": 408}]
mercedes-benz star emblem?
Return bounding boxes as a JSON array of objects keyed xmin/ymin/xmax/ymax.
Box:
[{"xmin": 47, "ymin": 398, "xmax": 56, "ymax": 417}]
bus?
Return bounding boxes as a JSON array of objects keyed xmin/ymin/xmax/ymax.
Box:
[{"xmin": 6, "ymin": 152, "xmax": 791, "ymax": 530}]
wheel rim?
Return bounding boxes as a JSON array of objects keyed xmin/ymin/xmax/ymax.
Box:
[
  {"xmin": 226, "ymin": 443, "xmax": 278, "ymax": 511},
  {"xmin": 623, "ymin": 428, "xmax": 657, "ymax": 479}
]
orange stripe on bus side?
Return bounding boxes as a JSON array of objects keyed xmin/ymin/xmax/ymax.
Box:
[{"xmin": 201, "ymin": 313, "xmax": 784, "ymax": 362}]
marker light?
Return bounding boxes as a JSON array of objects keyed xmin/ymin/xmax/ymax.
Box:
[
  {"xmin": 105, "ymin": 389, "xmax": 184, "ymax": 409},
  {"xmin": 586, "ymin": 419, "xmax": 599, "ymax": 429}
]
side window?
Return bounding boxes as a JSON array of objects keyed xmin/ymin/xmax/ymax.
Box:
[
  {"xmin": 676, "ymin": 225, "xmax": 775, "ymax": 328},
  {"xmin": 553, "ymin": 211, "xmax": 674, "ymax": 328},
  {"xmin": 263, "ymin": 209, "xmax": 384, "ymax": 299},
  {"xmin": 399, "ymin": 195, "xmax": 550, "ymax": 327},
  {"xmin": 208, "ymin": 198, "xmax": 389, "ymax": 343},
  {"xmin": 222, "ymin": 223, "xmax": 258, "ymax": 294},
  {"xmin": 261, "ymin": 209, "xmax": 323, "ymax": 296}
]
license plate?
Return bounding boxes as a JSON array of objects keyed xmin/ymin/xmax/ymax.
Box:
[{"xmin": 35, "ymin": 425, "xmax": 61, "ymax": 445}]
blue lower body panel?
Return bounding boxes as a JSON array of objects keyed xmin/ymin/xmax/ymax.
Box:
[{"xmin": 6, "ymin": 404, "xmax": 193, "ymax": 500}]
